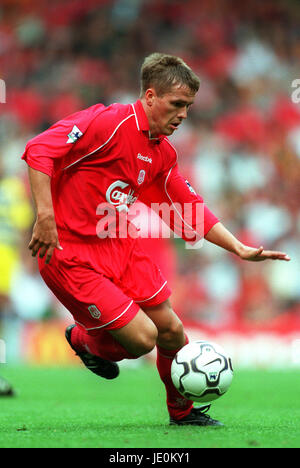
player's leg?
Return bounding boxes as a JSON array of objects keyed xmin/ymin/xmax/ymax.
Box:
[
  {"xmin": 38, "ymin": 243, "xmax": 148, "ymax": 378},
  {"xmin": 69, "ymin": 307, "xmax": 158, "ymax": 362},
  {"xmin": 139, "ymin": 299, "xmax": 193, "ymax": 420},
  {"xmin": 142, "ymin": 298, "xmax": 185, "ymax": 349},
  {"xmin": 142, "ymin": 299, "xmax": 223, "ymax": 426},
  {"xmin": 38, "ymin": 243, "xmax": 160, "ymax": 375},
  {"xmin": 112, "ymin": 239, "xmax": 221, "ymax": 425},
  {"xmin": 108, "ymin": 308, "xmax": 158, "ymax": 357}
]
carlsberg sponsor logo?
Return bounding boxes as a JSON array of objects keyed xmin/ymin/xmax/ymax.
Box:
[{"xmin": 106, "ymin": 180, "xmax": 137, "ymax": 211}]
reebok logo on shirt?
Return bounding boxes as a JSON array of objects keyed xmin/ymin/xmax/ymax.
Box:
[{"xmin": 137, "ymin": 153, "xmax": 152, "ymax": 164}]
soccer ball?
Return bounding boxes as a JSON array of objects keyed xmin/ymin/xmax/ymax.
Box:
[{"xmin": 171, "ymin": 341, "xmax": 233, "ymax": 403}]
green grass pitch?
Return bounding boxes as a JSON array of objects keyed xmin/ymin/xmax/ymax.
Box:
[{"xmin": 0, "ymin": 363, "xmax": 300, "ymax": 448}]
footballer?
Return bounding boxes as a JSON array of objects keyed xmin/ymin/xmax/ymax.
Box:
[{"xmin": 22, "ymin": 53, "xmax": 290, "ymax": 426}]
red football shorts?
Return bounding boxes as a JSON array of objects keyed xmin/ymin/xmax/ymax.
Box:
[{"xmin": 38, "ymin": 236, "xmax": 171, "ymax": 332}]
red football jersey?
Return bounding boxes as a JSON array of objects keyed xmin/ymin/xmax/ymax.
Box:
[{"xmin": 22, "ymin": 99, "xmax": 219, "ymax": 243}]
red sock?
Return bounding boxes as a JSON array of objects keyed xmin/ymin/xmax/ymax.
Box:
[
  {"xmin": 70, "ymin": 325, "xmax": 136, "ymax": 361},
  {"xmin": 156, "ymin": 334, "xmax": 193, "ymax": 420}
]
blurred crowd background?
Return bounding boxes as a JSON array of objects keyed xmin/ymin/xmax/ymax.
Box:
[{"xmin": 0, "ymin": 0, "xmax": 300, "ymax": 347}]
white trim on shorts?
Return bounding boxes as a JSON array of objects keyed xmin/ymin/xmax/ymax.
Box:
[
  {"xmin": 75, "ymin": 300, "xmax": 134, "ymax": 331},
  {"xmin": 135, "ymin": 280, "xmax": 168, "ymax": 304}
]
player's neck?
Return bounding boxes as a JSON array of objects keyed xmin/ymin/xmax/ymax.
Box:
[{"xmin": 140, "ymin": 98, "xmax": 160, "ymax": 138}]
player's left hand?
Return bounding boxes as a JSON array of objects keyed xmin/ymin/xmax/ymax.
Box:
[{"xmin": 238, "ymin": 245, "xmax": 291, "ymax": 262}]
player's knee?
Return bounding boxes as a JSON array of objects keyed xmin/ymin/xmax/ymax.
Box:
[
  {"xmin": 132, "ymin": 327, "xmax": 158, "ymax": 357},
  {"xmin": 111, "ymin": 309, "xmax": 158, "ymax": 358},
  {"xmin": 158, "ymin": 318, "xmax": 185, "ymax": 349}
]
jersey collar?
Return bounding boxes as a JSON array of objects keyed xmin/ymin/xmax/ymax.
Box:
[{"xmin": 132, "ymin": 100, "xmax": 164, "ymax": 143}]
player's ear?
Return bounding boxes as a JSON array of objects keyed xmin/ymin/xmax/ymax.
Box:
[{"xmin": 144, "ymin": 88, "xmax": 157, "ymax": 107}]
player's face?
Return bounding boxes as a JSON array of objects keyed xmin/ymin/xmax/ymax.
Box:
[{"xmin": 145, "ymin": 84, "xmax": 196, "ymax": 137}]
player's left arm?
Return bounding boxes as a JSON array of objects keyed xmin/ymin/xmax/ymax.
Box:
[
  {"xmin": 139, "ymin": 162, "xmax": 219, "ymax": 241},
  {"xmin": 204, "ymin": 221, "xmax": 291, "ymax": 262},
  {"xmin": 140, "ymin": 161, "xmax": 290, "ymax": 262},
  {"xmin": 163, "ymin": 163, "xmax": 291, "ymax": 262}
]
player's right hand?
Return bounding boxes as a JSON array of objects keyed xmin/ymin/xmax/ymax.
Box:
[{"xmin": 29, "ymin": 213, "xmax": 63, "ymax": 264}]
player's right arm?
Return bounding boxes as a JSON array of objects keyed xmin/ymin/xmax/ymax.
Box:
[
  {"xmin": 22, "ymin": 102, "xmax": 129, "ymax": 262},
  {"xmin": 28, "ymin": 166, "xmax": 62, "ymax": 264}
]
